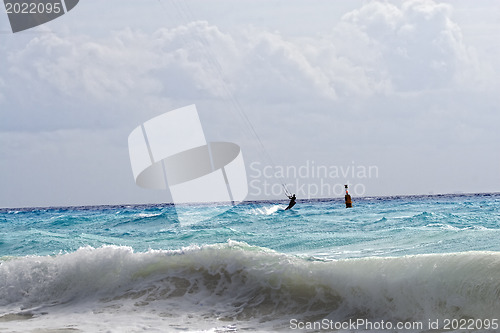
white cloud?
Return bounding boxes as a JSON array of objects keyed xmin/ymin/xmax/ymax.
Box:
[
  {"xmin": 240, "ymin": 28, "xmax": 339, "ymax": 100},
  {"xmin": 5, "ymin": 21, "xmax": 339, "ymax": 119},
  {"xmin": 335, "ymin": 0, "xmax": 483, "ymax": 92},
  {"xmin": 8, "ymin": 30, "xmax": 163, "ymax": 100},
  {"xmin": 5, "ymin": 0, "xmax": 487, "ymax": 116},
  {"xmin": 3, "ymin": 1, "xmax": 494, "ymax": 146}
]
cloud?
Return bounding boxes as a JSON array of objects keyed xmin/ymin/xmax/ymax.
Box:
[
  {"xmin": 238, "ymin": 27, "xmax": 339, "ymax": 101},
  {"xmin": 336, "ymin": 0, "xmax": 482, "ymax": 92},
  {"xmin": 2, "ymin": 0, "xmax": 495, "ymax": 145},
  {"xmin": 2, "ymin": 24, "xmax": 229, "ymax": 132},
  {"xmin": 4, "ymin": 0, "xmax": 486, "ymax": 122},
  {"xmin": 3, "ymin": 21, "xmax": 345, "ymax": 136},
  {"xmin": 8, "ymin": 29, "xmax": 163, "ymax": 101},
  {"xmin": 3, "ymin": 0, "xmax": 494, "ymax": 163}
]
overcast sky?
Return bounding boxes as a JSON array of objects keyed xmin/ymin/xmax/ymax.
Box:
[{"xmin": 1, "ymin": 0, "xmax": 499, "ymax": 208}]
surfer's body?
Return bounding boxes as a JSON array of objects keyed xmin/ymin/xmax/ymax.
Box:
[{"xmin": 285, "ymin": 194, "xmax": 296, "ymax": 210}]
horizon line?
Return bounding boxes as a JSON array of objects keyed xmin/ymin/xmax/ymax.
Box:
[{"xmin": 1, "ymin": 191, "xmax": 499, "ymax": 212}]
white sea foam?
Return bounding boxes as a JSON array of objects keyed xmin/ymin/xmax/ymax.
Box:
[
  {"xmin": 251, "ymin": 205, "xmax": 285, "ymax": 215},
  {"xmin": 136, "ymin": 212, "xmax": 163, "ymax": 218},
  {"xmin": 1, "ymin": 242, "xmax": 500, "ymax": 332}
]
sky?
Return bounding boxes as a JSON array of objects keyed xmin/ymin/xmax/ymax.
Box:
[{"xmin": 1, "ymin": 0, "xmax": 499, "ymax": 208}]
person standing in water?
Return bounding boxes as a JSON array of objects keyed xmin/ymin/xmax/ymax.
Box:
[{"xmin": 285, "ymin": 194, "xmax": 296, "ymax": 210}]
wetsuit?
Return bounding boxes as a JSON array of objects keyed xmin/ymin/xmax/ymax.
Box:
[{"xmin": 285, "ymin": 195, "xmax": 296, "ymax": 210}]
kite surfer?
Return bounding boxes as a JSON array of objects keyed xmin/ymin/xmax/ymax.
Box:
[{"xmin": 285, "ymin": 194, "xmax": 296, "ymax": 210}]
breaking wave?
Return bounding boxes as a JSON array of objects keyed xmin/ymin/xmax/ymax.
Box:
[{"xmin": 1, "ymin": 241, "xmax": 500, "ymax": 330}]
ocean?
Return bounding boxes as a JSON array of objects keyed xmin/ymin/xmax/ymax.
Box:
[{"xmin": 1, "ymin": 193, "xmax": 499, "ymax": 332}]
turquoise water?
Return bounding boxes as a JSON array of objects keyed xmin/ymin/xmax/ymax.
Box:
[
  {"xmin": 2, "ymin": 194, "xmax": 499, "ymax": 258},
  {"xmin": 1, "ymin": 193, "xmax": 500, "ymax": 332}
]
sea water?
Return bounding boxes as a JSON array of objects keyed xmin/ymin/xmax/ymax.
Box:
[{"xmin": 1, "ymin": 193, "xmax": 500, "ymax": 332}]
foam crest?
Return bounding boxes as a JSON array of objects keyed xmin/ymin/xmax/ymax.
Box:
[{"xmin": 251, "ymin": 205, "xmax": 284, "ymax": 215}]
